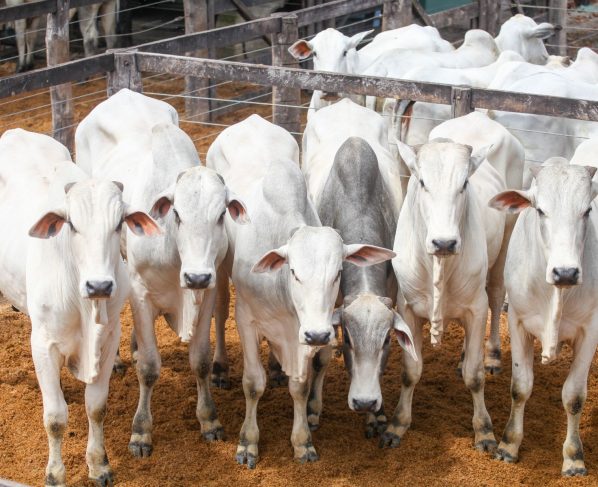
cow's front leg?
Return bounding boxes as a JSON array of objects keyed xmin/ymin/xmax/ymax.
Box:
[
  {"xmin": 129, "ymin": 290, "xmax": 160, "ymax": 458},
  {"xmin": 380, "ymin": 308, "xmax": 422, "ymax": 448},
  {"xmin": 212, "ymin": 268, "xmax": 230, "ymax": 389},
  {"xmin": 496, "ymin": 308, "xmax": 534, "ymax": 463},
  {"xmin": 307, "ymin": 346, "xmax": 331, "ymax": 431},
  {"xmin": 290, "ymin": 376, "xmax": 318, "ymax": 463},
  {"xmin": 85, "ymin": 332, "xmax": 118, "ymax": 486},
  {"xmin": 462, "ymin": 303, "xmax": 496, "ymax": 453},
  {"xmin": 560, "ymin": 333, "xmax": 597, "ymax": 477},
  {"xmin": 189, "ymin": 289, "xmax": 224, "ymax": 442},
  {"xmin": 32, "ymin": 333, "xmax": 68, "ymax": 487}
]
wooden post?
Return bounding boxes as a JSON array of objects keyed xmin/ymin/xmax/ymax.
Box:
[
  {"xmin": 451, "ymin": 86, "xmax": 473, "ymax": 118},
  {"xmin": 46, "ymin": 0, "xmax": 74, "ymax": 152},
  {"xmin": 485, "ymin": 0, "xmax": 500, "ymax": 36},
  {"xmin": 271, "ymin": 14, "xmax": 301, "ymax": 136},
  {"xmin": 382, "ymin": 0, "xmax": 411, "ymax": 31},
  {"xmin": 548, "ymin": 0, "xmax": 567, "ymax": 56},
  {"xmin": 184, "ymin": 0, "xmax": 210, "ymax": 122},
  {"xmin": 107, "ymin": 51, "xmax": 142, "ymax": 95},
  {"xmin": 478, "ymin": 0, "xmax": 488, "ymax": 31}
]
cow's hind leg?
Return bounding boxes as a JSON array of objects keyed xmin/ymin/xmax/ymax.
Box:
[
  {"xmin": 307, "ymin": 346, "xmax": 331, "ymax": 431},
  {"xmin": 212, "ymin": 268, "xmax": 230, "ymax": 389},
  {"xmin": 99, "ymin": 0, "xmax": 117, "ymax": 50},
  {"xmin": 189, "ymin": 289, "xmax": 224, "ymax": 442},
  {"xmin": 560, "ymin": 332, "xmax": 597, "ymax": 476},
  {"xmin": 380, "ymin": 307, "xmax": 423, "ymax": 448},
  {"xmin": 78, "ymin": 4, "xmax": 101, "ymax": 56},
  {"xmin": 268, "ymin": 348, "xmax": 288, "ymax": 387},
  {"xmin": 113, "ymin": 348, "xmax": 126, "ymax": 375},
  {"xmin": 496, "ymin": 307, "xmax": 534, "ymax": 463},
  {"xmin": 128, "ymin": 289, "xmax": 160, "ymax": 458},
  {"xmin": 32, "ymin": 332, "xmax": 68, "ymax": 487}
]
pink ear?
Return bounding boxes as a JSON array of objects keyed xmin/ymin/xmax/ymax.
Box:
[
  {"xmin": 488, "ymin": 191, "xmax": 532, "ymax": 213},
  {"xmin": 29, "ymin": 212, "xmax": 66, "ymax": 239},
  {"xmin": 252, "ymin": 247, "xmax": 288, "ymax": 273},
  {"xmin": 344, "ymin": 244, "xmax": 396, "ymax": 267},
  {"xmin": 227, "ymin": 199, "xmax": 250, "ymax": 224},
  {"xmin": 125, "ymin": 212, "xmax": 162, "ymax": 236},
  {"xmin": 150, "ymin": 196, "xmax": 172, "ymax": 219},
  {"xmin": 288, "ymin": 40, "xmax": 313, "ymax": 60}
]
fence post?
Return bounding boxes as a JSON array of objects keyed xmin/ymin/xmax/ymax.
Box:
[
  {"xmin": 272, "ymin": 14, "xmax": 301, "ymax": 136},
  {"xmin": 478, "ymin": 0, "xmax": 488, "ymax": 31},
  {"xmin": 46, "ymin": 0, "xmax": 73, "ymax": 152},
  {"xmin": 548, "ymin": 0, "xmax": 567, "ymax": 56},
  {"xmin": 485, "ymin": 0, "xmax": 500, "ymax": 36},
  {"xmin": 107, "ymin": 51, "xmax": 142, "ymax": 96},
  {"xmin": 184, "ymin": 0, "xmax": 211, "ymax": 122},
  {"xmin": 451, "ymin": 86, "xmax": 473, "ymax": 118},
  {"xmin": 382, "ymin": 0, "xmax": 411, "ymax": 30}
]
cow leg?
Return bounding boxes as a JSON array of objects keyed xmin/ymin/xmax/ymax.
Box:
[
  {"xmin": 24, "ymin": 16, "xmax": 40, "ymax": 70},
  {"xmin": 78, "ymin": 4, "xmax": 101, "ymax": 56},
  {"xmin": 496, "ymin": 308, "xmax": 534, "ymax": 463},
  {"xmin": 32, "ymin": 333, "xmax": 68, "ymax": 487},
  {"xmin": 13, "ymin": 18, "xmax": 27, "ymax": 72},
  {"xmin": 307, "ymin": 346, "xmax": 331, "ymax": 431},
  {"xmin": 380, "ymin": 307, "xmax": 423, "ymax": 448},
  {"xmin": 99, "ymin": 0, "xmax": 117, "ymax": 50},
  {"xmin": 113, "ymin": 348, "xmax": 126, "ymax": 375},
  {"xmin": 462, "ymin": 303, "xmax": 496, "ymax": 452},
  {"xmin": 212, "ymin": 269, "xmax": 230, "ymax": 389},
  {"xmin": 560, "ymin": 333, "xmax": 596, "ymax": 476},
  {"xmin": 290, "ymin": 375, "xmax": 319, "ymax": 463},
  {"xmin": 236, "ymin": 305, "xmax": 266, "ymax": 469},
  {"xmin": 365, "ymin": 336, "xmax": 391, "ymax": 438},
  {"xmin": 268, "ymin": 348, "xmax": 288, "ymax": 387},
  {"xmin": 85, "ymin": 335, "xmax": 118, "ymax": 487},
  {"xmin": 128, "ymin": 289, "xmax": 160, "ymax": 458},
  {"xmin": 189, "ymin": 289, "xmax": 225, "ymax": 442}
]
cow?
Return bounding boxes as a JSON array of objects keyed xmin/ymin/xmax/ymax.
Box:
[
  {"xmin": 317, "ymin": 136, "xmax": 416, "ymax": 438},
  {"xmin": 494, "ymin": 14, "xmax": 556, "ymax": 65},
  {"xmin": 490, "ymin": 159, "xmax": 598, "ymax": 477},
  {"xmin": 207, "ymin": 114, "xmax": 395, "ymax": 467},
  {"xmin": 75, "ymin": 88, "xmax": 249, "ymax": 457},
  {"xmin": 389, "ymin": 137, "xmax": 504, "ymax": 451},
  {"xmin": 0, "ymin": 128, "xmax": 159, "ymax": 486}
]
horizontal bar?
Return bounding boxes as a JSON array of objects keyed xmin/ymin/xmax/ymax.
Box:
[
  {"xmin": 135, "ymin": 52, "xmax": 598, "ymax": 122},
  {"xmin": 0, "ymin": 0, "xmax": 100, "ymax": 23},
  {"xmin": 0, "ymin": 53, "xmax": 113, "ymax": 99}
]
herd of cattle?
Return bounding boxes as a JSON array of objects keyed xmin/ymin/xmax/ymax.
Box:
[{"xmin": 1, "ymin": 10, "xmax": 598, "ymax": 487}]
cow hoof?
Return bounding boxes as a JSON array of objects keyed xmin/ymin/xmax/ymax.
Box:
[
  {"xmin": 475, "ymin": 439, "xmax": 497, "ymax": 453},
  {"xmin": 296, "ymin": 445, "xmax": 319, "ymax": 464},
  {"xmin": 485, "ymin": 364, "xmax": 502, "ymax": 375},
  {"xmin": 308, "ymin": 420, "xmax": 320, "ymax": 432},
  {"xmin": 562, "ymin": 467, "xmax": 587, "ymax": 477},
  {"xmin": 211, "ymin": 375, "xmax": 231, "ymax": 389},
  {"xmin": 211, "ymin": 362, "xmax": 230, "ymax": 389},
  {"xmin": 495, "ymin": 448, "xmax": 517, "ymax": 463},
  {"xmin": 269, "ymin": 370, "xmax": 288, "ymax": 388},
  {"xmin": 236, "ymin": 450, "xmax": 258, "ymax": 469},
  {"xmin": 365, "ymin": 419, "xmax": 387, "ymax": 438},
  {"xmin": 45, "ymin": 472, "xmax": 66, "ymax": 487},
  {"xmin": 378, "ymin": 430, "xmax": 401, "ymax": 448},
  {"xmin": 91, "ymin": 471, "xmax": 114, "ymax": 487},
  {"xmin": 128, "ymin": 441, "xmax": 153, "ymax": 458},
  {"xmin": 112, "ymin": 361, "xmax": 127, "ymax": 376},
  {"xmin": 203, "ymin": 426, "xmax": 226, "ymax": 442},
  {"xmin": 455, "ymin": 366, "xmax": 463, "ymax": 378}
]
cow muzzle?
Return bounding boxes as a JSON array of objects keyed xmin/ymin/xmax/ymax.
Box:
[
  {"xmin": 301, "ymin": 329, "xmax": 332, "ymax": 346},
  {"xmin": 429, "ymin": 238, "xmax": 458, "ymax": 257},
  {"xmin": 351, "ymin": 397, "xmax": 379, "ymax": 412},
  {"xmin": 181, "ymin": 270, "xmax": 214, "ymax": 290},
  {"xmin": 84, "ymin": 279, "xmax": 115, "ymax": 299},
  {"xmin": 550, "ymin": 266, "xmax": 580, "ymax": 287}
]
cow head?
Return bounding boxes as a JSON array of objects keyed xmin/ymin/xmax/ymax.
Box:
[
  {"xmin": 337, "ymin": 294, "xmax": 416, "ymax": 413},
  {"xmin": 397, "ymin": 138, "xmax": 490, "ymax": 257},
  {"xmin": 495, "ymin": 14, "xmax": 554, "ymax": 65},
  {"xmin": 490, "ymin": 160, "xmax": 597, "ymax": 287},
  {"xmin": 151, "ymin": 166, "xmax": 249, "ymax": 291},
  {"xmin": 252, "ymin": 226, "xmax": 394, "ymax": 347},
  {"xmin": 29, "ymin": 179, "xmax": 160, "ymax": 299}
]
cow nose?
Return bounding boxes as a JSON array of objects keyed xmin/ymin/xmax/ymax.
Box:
[
  {"xmin": 432, "ymin": 239, "xmax": 457, "ymax": 255},
  {"xmin": 85, "ymin": 280, "xmax": 113, "ymax": 298},
  {"xmin": 184, "ymin": 272, "xmax": 212, "ymax": 289},
  {"xmin": 352, "ymin": 398, "xmax": 378, "ymax": 412},
  {"xmin": 304, "ymin": 331, "xmax": 331, "ymax": 346},
  {"xmin": 552, "ymin": 267, "xmax": 579, "ymax": 286}
]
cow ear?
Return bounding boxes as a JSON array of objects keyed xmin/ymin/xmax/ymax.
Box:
[
  {"xmin": 125, "ymin": 211, "xmax": 162, "ymax": 237},
  {"xmin": 252, "ymin": 245, "xmax": 288, "ymax": 273},
  {"xmin": 469, "ymin": 144, "xmax": 492, "ymax": 176},
  {"xmin": 343, "ymin": 244, "xmax": 396, "ymax": 267},
  {"xmin": 29, "ymin": 211, "xmax": 67, "ymax": 239},
  {"xmin": 592, "ymin": 182, "xmax": 598, "ymax": 201},
  {"xmin": 395, "ymin": 139, "xmax": 418, "ymax": 177},
  {"xmin": 64, "ymin": 182, "xmax": 76, "ymax": 194},
  {"xmin": 529, "ymin": 22, "xmax": 555, "ymax": 39},
  {"xmin": 112, "ymin": 181, "xmax": 124, "ymax": 192},
  {"xmin": 488, "ymin": 190, "xmax": 533, "ymax": 213},
  {"xmin": 226, "ymin": 190, "xmax": 250, "ymax": 224},
  {"xmin": 393, "ymin": 312, "xmax": 417, "ymax": 361},
  {"xmin": 150, "ymin": 184, "xmax": 174, "ymax": 219},
  {"xmin": 288, "ymin": 39, "xmax": 313, "ymax": 60},
  {"xmin": 584, "ymin": 165, "xmax": 598, "ymax": 180},
  {"xmin": 378, "ymin": 296, "xmax": 394, "ymax": 309},
  {"xmin": 348, "ymin": 29, "xmax": 373, "ymax": 49}
]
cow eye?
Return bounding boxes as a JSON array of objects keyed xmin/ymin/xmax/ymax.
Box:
[
  {"xmin": 116, "ymin": 219, "xmax": 124, "ymax": 232},
  {"xmin": 537, "ymin": 208, "xmax": 545, "ymax": 217},
  {"xmin": 290, "ymin": 269, "xmax": 300, "ymax": 282},
  {"xmin": 461, "ymin": 180, "xmax": 469, "ymax": 192},
  {"xmin": 173, "ymin": 209, "xmax": 181, "ymax": 225},
  {"xmin": 384, "ymin": 332, "xmax": 391, "ymax": 345},
  {"xmin": 67, "ymin": 221, "xmax": 77, "ymax": 233},
  {"xmin": 218, "ymin": 210, "xmax": 226, "ymax": 224},
  {"xmin": 343, "ymin": 50, "xmax": 347, "ymax": 57},
  {"xmin": 343, "ymin": 328, "xmax": 352, "ymax": 348},
  {"xmin": 584, "ymin": 207, "xmax": 592, "ymax": 218},
  {"xmin": 313, "ymin": 51, "xmax": 317, "ymax": 58},
  {"xmin": 419, "ymin": 179, "xmax": 425, "ymax": 189}
]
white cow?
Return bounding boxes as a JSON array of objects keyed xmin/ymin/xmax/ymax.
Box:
[
  {"xmin": 0, "ymin": 128, "xmax": 159, "ymax": 487},
  {"xmin": 207, "ymin": 114, "xmax": 394, "ymax": 467},
  {"xmin": 490, "ymin": 159, "xmax": 598, "ymax": 477},
  {"xmin": 494, "ymin": 14, "xmax": 556, "ymax": 65},
  {"xmin": 76, "ymin": 89, "xmax": 249, "ymax": 456},
  {"xmin": 388, "ymin": 138, "xmax": 504, "ymax": 451}
]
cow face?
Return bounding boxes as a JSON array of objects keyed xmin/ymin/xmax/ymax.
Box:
[
  {"xmin": 495, "ymin": 14, "xmax": 554, "ymax": 65},
  {"xmin": 252, "ymin": 226, "xmax": 394, "ymax": 347},
  {"xmin": 29, "ymin": 179, "xmax": 160, "ymax": 299},
  {"xmin": 339, "ymin": 294, "xmax": 416, "ymax": 412},
  {"xmin": 151, "ymin": 166, "xmax": 249, "ymax": 291},
  {"xmin": 397, "ymin": 139, "xmax": 488, "ymax": 257},
  {"xmin": 490, "ymin": 161, "xmax": 597, "ymax": 287}
]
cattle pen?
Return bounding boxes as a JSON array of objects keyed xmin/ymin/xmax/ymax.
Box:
[{"xmin": 3, "ymin": 1, "xmax": 598, "ymax": 487}]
